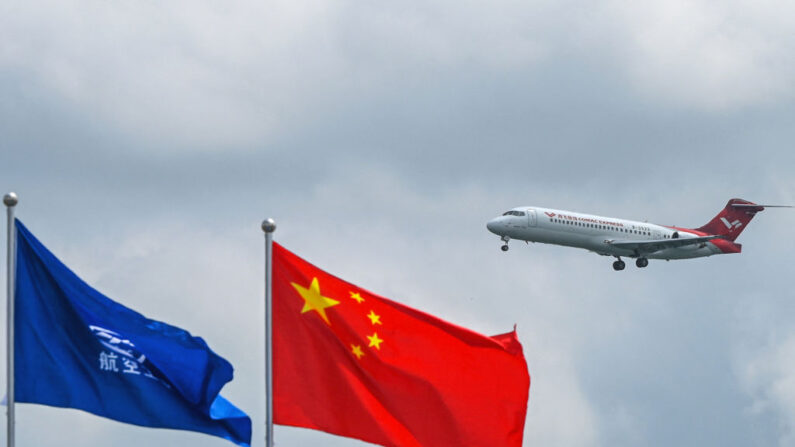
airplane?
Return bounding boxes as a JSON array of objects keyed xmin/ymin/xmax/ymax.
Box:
[{"xmin": 486, "ymin": 198, "xmax": 792, "ymax": 271}]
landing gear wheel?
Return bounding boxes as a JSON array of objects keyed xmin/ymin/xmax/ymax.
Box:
[
  {"xmin": 501, "ymin": 245, "xmax": 509, "ymax": 252},
  {"xmin": 636, "ymin": 258, "xmax": 648, "ymax": 268},
  {"xmin": 612, "ymin": 260, "xmax": 625, "ymax": 271}
]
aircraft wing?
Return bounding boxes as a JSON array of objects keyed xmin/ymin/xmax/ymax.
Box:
[{"xmin": 606, "ymin": 235, "xmax": 722, "ymax": 254}]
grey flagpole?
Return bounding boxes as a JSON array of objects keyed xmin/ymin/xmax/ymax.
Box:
[
  {"xmin": 261, "ymin": 218, "xmax": 276, "ymax": 447},
  {"xmin": 4, "ymin": 192, "xmax": 18, "ymax": 447}
]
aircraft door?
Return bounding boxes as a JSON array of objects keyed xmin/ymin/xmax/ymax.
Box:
[{"xmin": 527, "ymin": 209, "xmax": 537, "ymax": 227}]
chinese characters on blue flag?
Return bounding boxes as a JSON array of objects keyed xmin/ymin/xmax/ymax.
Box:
[{"xmin": 13, "ymin": 220, "xmax": 252, "ymax": 446}]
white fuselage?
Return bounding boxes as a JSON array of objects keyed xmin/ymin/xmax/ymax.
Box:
[{"xmin": 487, "ymin": 206, "xmax": 722, "ymax": 260}]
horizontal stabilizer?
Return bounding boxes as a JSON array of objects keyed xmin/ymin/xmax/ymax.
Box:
[{"xmin": 731, "ymin": 204, "xmax": 793, "ymax": 208}]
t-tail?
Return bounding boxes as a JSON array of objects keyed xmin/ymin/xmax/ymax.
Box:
[{"xmin": 696, "ymin": 199, "xmax": 766, "ymax": 241}]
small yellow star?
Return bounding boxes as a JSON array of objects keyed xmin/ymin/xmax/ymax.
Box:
[
  {"xmin": 367, "ymin": 332, "xmax": 383, "ymax": 350},
  {"xmin": 291, "ymin": 278, "xmax": 340, "ymax": 325},
  {"xmin": 351, "ymin": 344, "xmax": 364, "ymax": 359},
  {"xmin": 350, "ymin": 291, "xmax": 364, "ymax": 304},
  {"xmin": 366, "ymin": 310, "xmax": 382, "ymax": 325}
]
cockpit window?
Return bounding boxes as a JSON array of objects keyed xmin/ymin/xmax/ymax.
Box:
[{"xmin": 502, "ymin": 211, "xmax": 526, "ymax": 216}]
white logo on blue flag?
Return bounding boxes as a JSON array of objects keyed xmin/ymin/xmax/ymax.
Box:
[{"xmin": 90, "ymin": 325, "xmax": 170, "ymax": 388}]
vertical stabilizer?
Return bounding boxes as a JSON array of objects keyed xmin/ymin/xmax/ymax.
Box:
[{"xmin": 696, "ymin": 198, "xmax": 763, "ymax": 241}]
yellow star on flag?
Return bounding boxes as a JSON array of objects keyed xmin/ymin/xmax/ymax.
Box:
[
  {"xmin": 291, "ymin": 278, "xmax": 340, "ymax": 325},
  {"xmin": 350, "ymin": 291, "xmax": 364, "ymax": 304},
  {"xmin": 367, "ymin": 310, "xmax": 382, "ymax": 326},
  {"xmin": 367, "ymin": 332, "xmax": 383, "ymax": 350},
  {"xmin": 351, "ymin": 344, "xmax": 364, "ymax": 359}
]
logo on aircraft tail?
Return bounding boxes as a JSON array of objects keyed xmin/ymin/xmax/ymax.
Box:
[{"xmin": 720, "ymin": 217, "xmax": 743, "ymax": 230}]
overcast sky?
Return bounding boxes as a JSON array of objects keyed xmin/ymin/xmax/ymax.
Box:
[{"xmin": 1, "ymin": 1, "xmax": 794, "ymax": 446}]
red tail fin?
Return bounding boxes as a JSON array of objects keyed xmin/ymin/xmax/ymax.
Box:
[{"xmin": 696, "ymin": 198, "xmax": 764, "ymax": 241}]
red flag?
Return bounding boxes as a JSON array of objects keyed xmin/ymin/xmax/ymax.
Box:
[{"xmin": 273, "ymin": 243, "xmax": 530, "ymax": 447}]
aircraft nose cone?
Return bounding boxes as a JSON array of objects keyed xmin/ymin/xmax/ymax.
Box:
[{"xmin": 486, "ymin": 218, "xmax": 501, "ymax": 234}]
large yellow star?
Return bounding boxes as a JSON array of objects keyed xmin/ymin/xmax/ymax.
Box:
[
  {"xmin": 367, "ymin": 332, "xmax": 384, "ymax": 350},
  {"xmin": 291, "ymin": 278, "xmax": 340, "ymax": 325}
]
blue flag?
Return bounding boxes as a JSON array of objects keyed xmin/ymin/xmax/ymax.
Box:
[{"xmin": 13, "ymin": 220, "xmax": 252, "ymax": 446}]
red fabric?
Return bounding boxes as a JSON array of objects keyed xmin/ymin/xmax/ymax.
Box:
[{"xmin": 273, "ymin": 243, "xmax": 530, "ymax": 447}]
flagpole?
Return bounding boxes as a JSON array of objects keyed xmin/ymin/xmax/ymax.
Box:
[
  {"xmin": 4, "ymin": 192, "xmax": 18, "ymax": 447},
  {"xmin": 261, "ymin": 218, "xmax": 276, "ymax": 447}
]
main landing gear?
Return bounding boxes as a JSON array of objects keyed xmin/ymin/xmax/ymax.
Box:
[
  {"xmin": 500, "ymin": 236, "xmax": 510, "ymax": 252},
  {"xmin": 612, "ymin": 257, "xmax": 649, "ymax": 270}
]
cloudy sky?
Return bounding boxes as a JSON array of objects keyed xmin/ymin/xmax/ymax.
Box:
[{"xmin": 1, "ymin": 0, "xmax": 794, "ymax": 446}]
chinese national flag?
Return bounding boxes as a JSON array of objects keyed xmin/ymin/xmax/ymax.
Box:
[{"xmin": 273, "ymin": 243, "xmax": 530, "ymax": 447}]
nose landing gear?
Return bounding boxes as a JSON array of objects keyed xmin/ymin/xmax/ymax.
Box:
[{"xmin": 500, "ymin": 236, "xmax": 510, "ymax": 252}]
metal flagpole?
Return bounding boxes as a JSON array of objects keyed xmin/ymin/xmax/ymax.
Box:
[
  {"xmin": 261, "ymin": 218, "xmax": 276, "ymax": 447},
  {"xmin": 4, "ymin": 192, "xmax": 18, "ymax": 447}
]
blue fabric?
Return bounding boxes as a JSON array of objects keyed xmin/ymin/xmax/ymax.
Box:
[{"xmin": 13, "ymin": 220, "xmax": 252, "ymax": 446}]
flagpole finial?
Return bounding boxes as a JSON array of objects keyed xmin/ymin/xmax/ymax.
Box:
[
  {"xmin": 3, "ymin": 192, "xmax": 18, "ymax": 207},
  {"xmin": 261, "ymin": 218, "xmax": 276, "ymax": 233}
]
